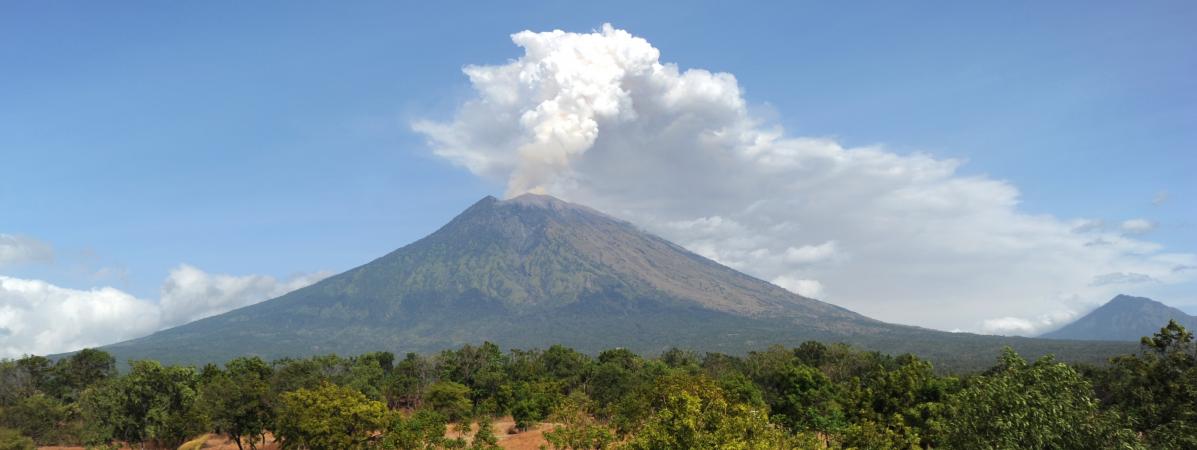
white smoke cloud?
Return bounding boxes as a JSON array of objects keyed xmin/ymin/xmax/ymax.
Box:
[
  {"xmin": 0, "ymin": 234, "xmax": 53, "ymax": 267},
  {"xmin": 0, "ymin": 265, "xmax": 328, "ymax": 357},
  {"xmin": 415, "ymin": 24, "xmax": 1197, "ymax": 334}
]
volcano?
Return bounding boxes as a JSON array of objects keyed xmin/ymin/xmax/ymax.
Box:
[{"xmin": 103, "ymin": 194, "xmax": 1134, "ymax": 371}]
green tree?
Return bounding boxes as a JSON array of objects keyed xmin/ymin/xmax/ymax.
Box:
[
  {"xmin": 274, "ymin": 382, "xmax": 387, "ymax": 450},
  {"xmin": 425, "ymin": 381, "xmax": 473, "ymax": 423},
  {"xmin": 52, "ymin": 348, "xmax": 116, "ymax": 402},
  {"xmin": 543, "ymin": 392, "xmax": 615, "ymax": 450},
  {"xmin": 470, "ymin": 419, "xmax": 499, "ymax": 450},
  {"xmin": 79, "ymin": 360, "xmax": 205, "ymax": 448},
  {"xmin": 763, "ymin": 363, "xmax": 844, "ymax": 433},
  {"xmin": 199, "ymin": 356, "xmax": 273, "ymax": 450},
  {"xmin": 621, "ymin": 374, "xmax": 795, "ymax": 450},
  {"xmin": 939, "ymin": 349, "xmax": 1141, "ymax": 450},
  {"xmin": 0, "ymin": 393, "xmax": 75, "ymax": 445},
  {"xmin": 378, "ymin": 409, "xmax": 454, "ymax": 450},
  {"xmin": 1096, "ymin": 320, "xmax": 1197, "ymax": 448}
]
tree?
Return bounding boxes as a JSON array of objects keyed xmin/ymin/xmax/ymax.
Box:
[
  {"xmin": 378, "ymin": 409, "xmax": 456, "ymax": 450},
  {"xmin": 425, "ymin": 381, "xmax": 473, "ymax": 423},
  {"xmin": 199, "ymin": 356, "xmax": 273, "ymax": 450},
  {"xmin": 621, "ymin": 374, "xmax": 796, "ymax": 449},
  {"xmin": 79, "ymin": 360, "xmax": 205, "ymax": 449},
  {"xmin": 543, "ymin": 392, "xmax": 615, "ymax": 450},
  {"xmin": 761, "ymin": 363, "xmax": 844, "ymax": 433},
  {"xmin": 52, "ymin": 349, "xmax": 116, "ymax": 402},
  {"xmin": 0, "ymin": 393, "xmax": 75, "ymax": 445},
  {"xmin": 1096, "ymin": 320, "xmax": 1197, "ymax": 448},
  {"xmin": 387, "ymin": 353, "xmax": 435, "ymax": 409},
  {"xmin": 470, "ymin": 419, "xmax": 499, "ymax": 450},
  {"xmin": 939, "ymin": 349, "xmax": 1141, "ymax": 450},
  {"xmin": 275, "ymin": 382, "xmax": 387, "ymax": 450}
]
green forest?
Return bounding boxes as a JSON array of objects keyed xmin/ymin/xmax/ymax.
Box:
[{"xmin": 1, "ymin": 321, "xmax": 1195, "ymax": 450}]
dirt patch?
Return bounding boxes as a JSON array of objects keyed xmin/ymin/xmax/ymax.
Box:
[{"xmin": 442, "ymin": 416, "xmax": 554, "ymax": 450}]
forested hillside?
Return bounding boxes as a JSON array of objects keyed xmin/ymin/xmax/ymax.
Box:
[{"xmin": 4, "ymin": 321, "xmax": 1195, "ymax": 449}]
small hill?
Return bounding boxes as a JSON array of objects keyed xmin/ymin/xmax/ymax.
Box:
[
  {"xmin": 100, "ymin": 194, "xmax": 1135, "ymax": 371},
  {"xmin": 1041, "ymin": 295, "xmax": 1197, "ymax": 341}
]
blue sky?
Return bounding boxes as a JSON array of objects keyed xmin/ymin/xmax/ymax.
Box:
[{"xmin": 2, "ymin": 1, "xmax": 1195, "ymax": 354}]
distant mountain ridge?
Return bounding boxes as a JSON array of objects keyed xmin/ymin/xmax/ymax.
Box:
[
  {"xmin": 99, "ymin": 194, "xmax": 1135, "ymax": 371},
  {"xmin": 1041, "ymin": 295, "xmax": 1197, "ymax": 341}
]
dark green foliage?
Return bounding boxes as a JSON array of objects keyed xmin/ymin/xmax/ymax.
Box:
[
  {"xmin": 425, "ymin": 381, "xmax": 472, "ymax": 423},
  {"xmin": 199, "ymin": 356, "xmax": 273, "ymax": 450},
  {"xmin": 80, "ymin": 359, "xmax": 206, "ymax": 448},
  {"xmin": 1091, "ymin": 319, "xmax": 1197, "ymax": 448},
  {"xmin": 939, "ymin": 349, "xmax": 1141, "ymax": 449}
]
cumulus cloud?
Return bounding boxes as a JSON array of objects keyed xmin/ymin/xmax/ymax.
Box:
[
  {"xmin": 981, "ymin": 309, "xmax": 1078, "ymax": 336},
  {"xmin": 415, "ymin": 24, "xmax": 1197, "ymax": 334},
  {"xmin": 158, "ymin": 264, "xmax": 332, "ymax": 328},
  {"xmin": 0, "ymin": 266, "xmax": 328, "ymax": 357},
  {"xmin": 0, "ymin": 276, "xmax": 159, "ymax": 358},
  {"xmin": 1120, "ymin": 219, "xmax": 1156, "ymax": 235},
  {"xmin": 0, "ymin": 234, "xmax": 53, "ymax": 267}
]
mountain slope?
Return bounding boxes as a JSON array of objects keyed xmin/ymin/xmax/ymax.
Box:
[
  {"xmin": 102, "ymin": 194, "xmax": 1135, "ymax": 371},
  {"xmin": 1041, "ymin": 295, "xmax": 1197, "ymax": 341}
]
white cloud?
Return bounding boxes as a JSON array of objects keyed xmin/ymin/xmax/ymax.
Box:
[
  {"xmin": 415, "ymin": 24, "xmax": 1197, "ymax": 335},
  {"xmin": 982, "ymin": 309, "xmax": 1079, "ymax": 336},
  {"xmin": 0, "ymin": 265, "xmax": 329, "ymax": 358},
  {"xmin": 771, "ymin": 276, "xmax": 824, "ymax": 298},
  {"xmin": 0, "ymin": 276, "xmax": 160, "ymax": 358},
  {"xmin": 0, "ymin": 234, "xmax": 53, "ymax": 267},
  {"xmin": 158, "ymin": 264, "xmax": 332, "ymax": 328},
  {"xmin": 1120, "ymin": 219, "xmax": 1156, "ymax": 235}
]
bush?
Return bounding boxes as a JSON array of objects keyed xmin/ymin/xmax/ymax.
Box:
[{"xmin": 0, "ymin": 428, "xmax": 33, "ymax": 450}]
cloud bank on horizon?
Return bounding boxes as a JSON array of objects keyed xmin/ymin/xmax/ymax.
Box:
[
  {"xmin": 415, "ymin": 24, "xmax": 1197, "ymax": 335},
  {"xmin": 0, "ymin": 264, "xmax": 329, "ymax": 358}
]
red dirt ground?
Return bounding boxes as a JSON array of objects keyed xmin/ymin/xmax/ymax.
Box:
[{"xmin": 37, "ymin": 417, "xmax": 553, "ymax": 450}]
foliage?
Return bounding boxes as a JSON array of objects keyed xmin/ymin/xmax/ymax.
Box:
[
  {"xmin": 1092, "ymin": 319, "xmax": 1197, "ymax": 448},
  {"xmin": 938, "ymin": 348, "xmax": 1142, "ymax": 450},
  {"xmin": 425, "ymin": 381, "xmax": 473, "ymax": 423},
  {"xmin": 199, "ymin": 356, "xmax": 274, "ymax": 450},
  {"xmin": 0, "ymin": 428, "xmax": 33, "ymax": 450},
  {"xmin": 274, "ymin": 382, "xmax": 387, "ymax": 450},
  {"xmin": 6, "ymin": 332, "xmax": 1188, "ymax": 449},
  {"xmin": 378, "ymin": 409, "xmax": 455, "ymax": 450},
  {"xmin": 543, "ymin": 392, "xmax": 615, "ymax": 450},
  {"xmin": 621, "ymin": 374, "xmax": 796, "ymax": 449},
  {"xmin": 78, "ymin": 359, "xmax": 205, "ymax": 448}
]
